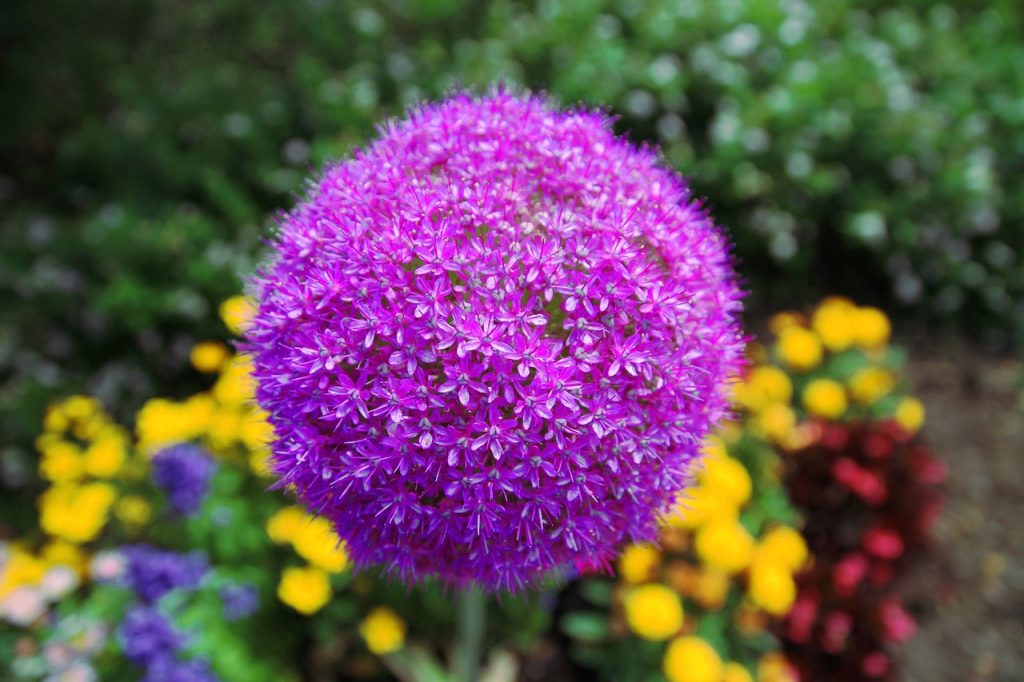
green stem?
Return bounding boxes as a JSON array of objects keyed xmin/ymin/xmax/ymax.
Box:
[{"xmin": 453, "ymin": 584, "xmax": 486, "ymax": 682}]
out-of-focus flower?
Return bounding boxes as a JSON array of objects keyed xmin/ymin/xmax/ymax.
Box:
[
  {"xmin": 748, "ymin": 558, "xmax": 796, "ymax": 616},
  {"xmin": 141, "ymin": 656, "xmax": 218, "ymax": 682},
  {"xmin": 39, "ymin": 442, "xmax": 84, "ymax": 483},
  {"xmin": 117, "ymin": 606, "xmax": 182, "ymax": 667},
  {"xmin": 756, "ymin": 526, "xmax": 808, "ymax": 572},
  {"xmin": 623, "ymin": 584, "xmax": 684, "ymax": 641},
  {"xmin": 276, "ymin": 566, "xmax": 331, "ymax": 615},
  {"xmin": 698, "ymin": 455, "xmax": 752, "ymax": 508},
  {"xmin": 775, "ymin": 327, "xmax": 822, "ymax": 372},
  {"xmin": 359, "ymin": 607, "xmax": 407, "ymax": 655},
  {"xmin": 150, "ymin": 444, "xmax": 216, "ymax": 516},
  {"xmin": 246, "ymin": 91, "xmax": 745, "ymax": 590},
  {"xmin": 219, "ymin": 583, "xmax": 259, "ymax": 621},
  {"xmin": 756, "ymin": 652, "xmax": 797, "ymax": 682},
  {"xmin": 136, "ymin": 397, "xmax": 214, "ymax": 453},
  {"xmin": 1, "ymin": 586, "xmax": 47, "ymax": 626},
  {"xmin": 39, "ymin": 482, "xmax": 117, "ymax": 543},
  {"xmin": 662, "ymin": 636, "xmax": 722, "ymax": 682},
  {"xmin": 617, "ymin": 544, "xmax": 661, "ymax": 584},
  {"xmin": 802, "ymin": 379, "xmax": 847, "ymax": 420},
  {"xmin": 852, "ymin": 308, "xmax": 890, "ymax": 350},
  {"xmin": 82, "ymin": 432, "xmax": 128, "ymax": 479},
  {"xmin": 734, "ymin": 367, "xmax": 793, "ymax": 412},
  {"xmin": 190, "ymin": 342, "xmax": 231, "ymax": 374},
  {"xmin": 219, "ymin": 296, "xmax": 255, "ymax": 336},
  {"xmin": 115, "ymin": 495, "xmax": 153, "ymax": 527},
  {"xmin": 811, "ymin": 298, "xmax": 857, "ymax": 352},
  {"xmin": 691, "ymin": 569, "xmax": 730, "ymax": 610},
  {"xmin": 121, "ymin": 546, "xmax": 207, "ymax": 603},
  {"xmin": 695, "ymin": 519, "xmax": 754, "ymax": 574},
  {"xmin": 723, "ymin": 662, "xmax": 754, "ymax": 682},
  {"xmin": 291, "ymin": 517, "xmax": 348, "ymax": 573},
  {"xmin": 895, "ymin": 396, "xmax": 926, "ymax": 434},
  {"xmin": 849, "ymin": 367, "xmax": 895, "ymax": 406},
  {"xmin": 39, "ymin": 566, "xmax": 78, "ymax": 599}
]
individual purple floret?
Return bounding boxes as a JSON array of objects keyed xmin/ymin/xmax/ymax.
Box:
[
  {"xmin": 218, "ymin": 583, "xmax": 259, "ymax": 621},
  {"xmin": 246, "ymin": 90, "xmax": 746, "ymax": 591},
  {"xmin": 117, "ymin": 607, "xmax": 182, "ymax": 667},
  {"xmin": 142, "ymin": 657, "xmax": 219, "ymax": 682},
  {"xmin": 151, "ymin": 444, "xmax": 216, "ymax": 516},
  {"xmin": 121, "ymin": 545, "xmax": 207, "ymax": 604}
]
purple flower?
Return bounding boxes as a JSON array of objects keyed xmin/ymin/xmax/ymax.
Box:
[
  {"xmin": 218, "ymin": 583, "xmax": 259, "ymax": 621},
  {"xmin": 246, "ymin": 90, "xmax": 745, "ymax": 591},
  {"xmin": 122, "ymin": 545, "xmax": 207, "ymax": 603},
  {"xmin": 151, "ymin": 444, "xmax": 216, "ymax": 516},
  {"xmin": 117, "ymin": 607, "xmax": 182, "ymax": 667},
  {"xmin": 142, "ymin": 657, "xmax": 219, "ymax": 682}
]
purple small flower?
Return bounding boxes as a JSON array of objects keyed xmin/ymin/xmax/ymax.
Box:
[
  {"xmin": 218, "ymin": 583, "xmax": 259, "ymax": 621},
  {"xmin": 142, "ymin": 657, "xmax": 219, "ymax": 682},
  {"xmin": 122, "ymin": 545, "xmax": 207, "ymax": 603},
  {"xmin": 151, "ymin": 444, "xmax": 216, "ymax": 516},
  {"xmin": 117, "ymin": 607, "xmax": 182, "ymax": 667},
  {"xmin": 246, "ymin": 90, "xmax": 745, "ymax": 591}
]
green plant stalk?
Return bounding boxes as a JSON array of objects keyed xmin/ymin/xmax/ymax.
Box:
[{"xmin": 453, "ymin": 584, "xmax": 486, "ymax": 682}]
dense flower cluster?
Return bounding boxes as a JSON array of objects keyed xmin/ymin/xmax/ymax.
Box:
[
  {"xmin": 121, "ymin": 545, "xmax": 208, "ymax": 604},
  {"xmin": 151, "ymin": 444, "xmax": 217, "ymax": 516},
  {"xmin": 247, "ymin": 91, "xmax": 745, "ymax": 589},
  {"xmin": 118, "ymin": 607, "xmax": 218, "ymax": 682}
]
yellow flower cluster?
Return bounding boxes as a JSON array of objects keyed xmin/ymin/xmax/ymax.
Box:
[
  {"xmin": 135, "ymin": 297, "xmax": 275, "ymax": 476},
  {"xmin": 359, "ymin": 606, "xmax": 407, "ymax": 655},
  {"xmin": 34, "ymin": 397, "xmax": 132, "ymax": 546},
  {"xmin": 267, "ymin": 506, "xmax": 349, "ymax": 615}
]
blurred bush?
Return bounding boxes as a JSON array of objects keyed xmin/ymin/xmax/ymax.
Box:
[{"xmin": 3, "ymin": 0, "xmax": 1022, "ymax": 476}]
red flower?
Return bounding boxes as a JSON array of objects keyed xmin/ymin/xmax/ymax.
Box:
[
  {"xmin": 878, "ymin": 598, "xmax": 916, "ymax": 643},
  {"xmin": 863, "ymin": 525, "xmax": 904, "ymax": 560},
  {"xmin": 832, "ymin": 553, "xmax": 869, "ymax": 597}
]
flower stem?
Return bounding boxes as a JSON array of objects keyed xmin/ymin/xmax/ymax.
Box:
[{"xmin": 453, "ymin": 584, "xmax": 485, "ymax": 682}]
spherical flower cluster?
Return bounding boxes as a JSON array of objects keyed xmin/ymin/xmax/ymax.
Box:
[
  {"xmin": 118, "ymin": 607, "xmax": 183, "ymax": 667},
  {"xmin": 150, "ymin": 444, "xmax": 217, "ymax": 516},
  {"xmin": 246, "ymin": 91, "xmax": 745, "ymax": 590},
  {"xmin": 121, "ymin": 546, "xmax": 208, "ymax": 604}
]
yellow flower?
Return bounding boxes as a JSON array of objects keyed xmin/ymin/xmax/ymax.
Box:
[
  {"xmin": 359, "ymin": 606, "xmax": 407, "ymax": 655},
  {"xmin": 734, "ymin": 366, "xmax": 793, "ymax": 413},
  {"xmin": 40, "ymin": 540, "xmax": 87, "ymax": 575},
  {"xmin": 757, "ymin": 653, "xmax": 796, "ymax": 682},
  {"xmin": 136, "ymin": 397, "xmax": 212, "ymax": 452},
  {"xmin": 61, "ymin": 396, "xmax": 100, "ymax": 420},
  {"xmin": 190, "ymin": 341, "xmax": 230, "ymax": 373},
  {"xmin": 213, "ymin": 357, "xmax": 255, "ymax": 407},
  {"xmin": 748, "ymin": 557, "xmax": 797, "ymax": 616},
  {"xmin": 618, "ymin": 543, "xmax": 661, "ymax": 584},
  {"xmin": 0, "ymin": 547, "xmax": 48, "ymax": 598},
  {"xmin": 768, "ymin": 312, "xmax": 802, "ymax": 336},
  {"xmin": 623, "ymin": 584, "xmax": 684, "ymax": 641},
  {"xmin": 115, "ymin": 495, "xmax": 153, "ymax": 527},
  {"xmin": 755, "ymin": 404, "xmax": 797, "ymax": 443},
  {"xmin": 801, "ymin": 378, "xmax": 848, "ymax": 420},
  {"xmin": 756, "ymin": 526, "xmax": 808, "ymax": 572},
  {"xmin": 43, "ymin": 405, "xmax": 69, "ymax": 433},
  {"xmin": 724, "ymin": 662, "xmax": 755, "ymax": 682},
  {"xmin": 39, "ymin": 442, "xmax": 84, "ymax": 483},
  {"xmin": 811, "ymin": 297, "xmax": 857, "ymax": 352},
  {"xmin": 249, "ymin": 448, "xmax": 273, "ymax": 478},
  {"xmin": 699, "ymin": 456, "xmax": 752, "ymax": 508},
  {"xmin": 39, "ymin": 482, "xmax": 117, "ymax": 543},
  {"xmin": 207, "ymin": 409, "xmax": 242, "ymax": 450},
  {"xmin": 775, "ymin": 327, "xmax": 822, "ymax": 372},
  {"xmin": 852, "ymin": 307, "xmax": 890, "ymax": 350},
  {"xmin": 692, "ymin": 568, "xmax": 730, "ymax": 610},
  {"xmin": 849, "ymin": 367, "xmax": 895, "ymax": 405},
  {"xmin": 292, "ymin": 517, "xmax": 349, "ymax": 573},
  {"xmin": 277, "ymin": 566, "xmax": 331, "ymax": 615},
  {"xmin": 669, "ymin": 486, "xmax": 737, "ymax": 529},
  {"xmin": 663, "ymin": 636, "xmax": 723, "ymax": 682},
  {"xmin": 82, "ymin": 433, "xmax": 127, "ymax": 478},
  {"xmin": 895, "ymin": 396, "xmax": 926, "ymax": 434},
  {"xmin": 266, "ymin": 506, "xmax": 306, "ymax": 544},
  {"xmin": 220, "ymin": 296, "xmax": 255, "ymax": 335},
  {"xmin": 695, "ymin": 519, "xmax": 755, "ymax": 574},
  {"xmin": 240, "ymin": 411, "xmax": 274, "ymax": 450}
]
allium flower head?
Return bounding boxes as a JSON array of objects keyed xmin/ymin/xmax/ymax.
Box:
[
  {"xmin": 151, "ymin": 444, "xmax": 216, "ymax": 516},
  {"xmin": 247, "ymin": 90, "xmax": 745, "ymax": 591}
]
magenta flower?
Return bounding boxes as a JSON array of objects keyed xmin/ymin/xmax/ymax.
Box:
[{"xmin": 246, "ymin": 90, "xmax": 745, "ymax": 591}]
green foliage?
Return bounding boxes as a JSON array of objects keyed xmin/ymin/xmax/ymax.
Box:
[{"xmin": 2, "ymin": 0, "xmax": 1022, "ymax": 490}]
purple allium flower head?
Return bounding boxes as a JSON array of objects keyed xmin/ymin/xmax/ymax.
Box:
[
  {"xmin": 246, "ymin": 90, "xmax": 745, "ymax": 591},
  {"xmin": 117, "ymin": 607, "xmax": 182, "ymax": 667},
  {"xmin": 121, "ymin": 545, "xmax": 207, "ymax": 603},
  {"xmin": 151, "ymin": 444, "xmax": 216, "ymax": 516}
]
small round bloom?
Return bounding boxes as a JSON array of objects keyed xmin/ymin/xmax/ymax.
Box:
[
  {"xmin": 849, "ymin": 367, "xmax": 895, "ymax": 405},
  {"xmin": 359, "ymin": 606, "xmax": 407, "ymax": 655},
  {"xmin": 695, "ymin": 519, "xmax": 755, "ymax": 574},
  {"xmin": 663, "ymin": 636, "xmax": 723, "ymax": 682},
  {"xmin": 121, "ymin": 546, "xmax": 207, "ymax": 604},
  {"xmin": 801, "ymin": 378, "xmax": 847, "ymax": 420},
  {"xmin": 852, "ymin": 307, "xmax": 890, "ymax": 350},
  {"xmin": 894, "ymin": 396, "xmax": 925, "ymax": 434},
  {"xmin": 698, "ymin": 456, "xmax": 752, "ymax": 507},
  {"xmin": 623, "ymin": 584, "xmax": 684, "ymax": 641},
  {"xmin": 150, "ymin": 444, "xmax": 216, "ymax": 516},
  {"xmin": 277, "ymin": 566, "xmax": 331, "ymax": 615},
  {"xmin": 775, "ymin": 327, "xmax": 822, "ymax": 372},
  {"xmin": 1, "ymin": 586, "xmax": 46, "ymax": 626},
  {"xmin": 117, "ymin": 607, "xmax": 183, "ymax": 667},
  {"xmin": 757, "ymin": 526, "xmax": 808, "ymax": 572},
  {"xmin": 246, "ymin": 91, "xmax": 745, "ymax": 590},
  {"xmin": 115, "ymin": 495, "xmax": 153, "ymax": 526},
  {"xmin": 748, "ymin": 557, "xmax": 797, "ymax": 615},
  {"xmin": 617, "ymin": 543, "xmax": 661, "ymax": 584},
  {"xmin": 190, "ymin": 341, "xmax": 231, "ymax": 373},
  {"xmin": 811, "ymin": 298, "xmax": 857, "ymax": 352},
  {"xmin": 723, "ymin": 662, "xmax": 754, "ymax": 682}
]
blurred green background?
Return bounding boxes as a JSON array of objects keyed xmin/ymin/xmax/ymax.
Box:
[{"xmin": 2, "ymin": 0, "xmax": 1022, "ymax": 478}]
